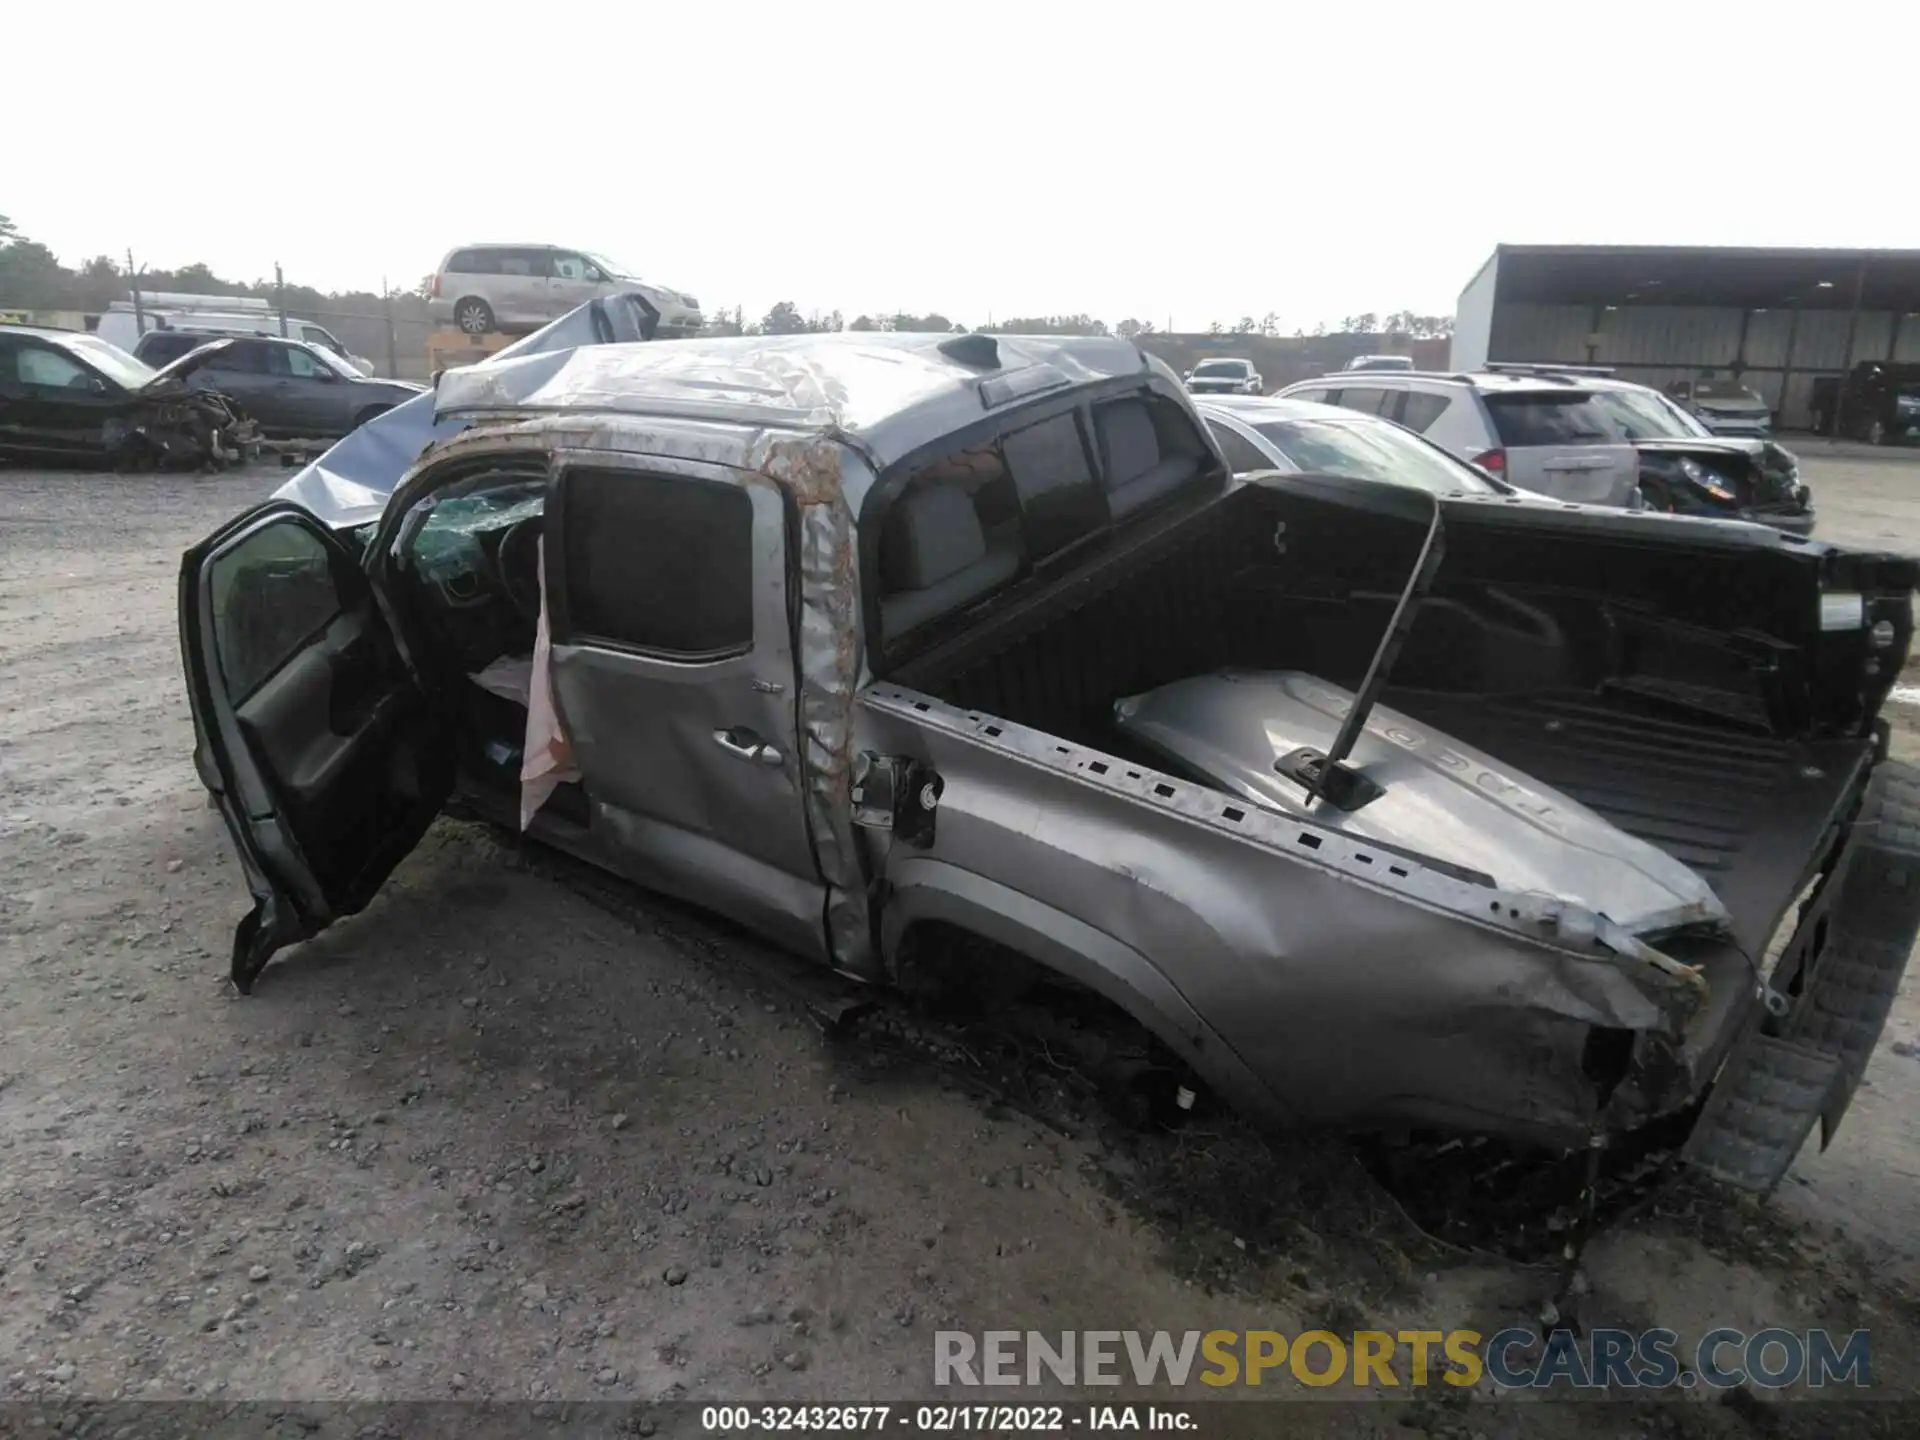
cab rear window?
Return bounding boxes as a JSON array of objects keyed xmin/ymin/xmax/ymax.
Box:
[{"xmin": 1483, "ymin": 393, "xmax": 1613, "ymax": 446}]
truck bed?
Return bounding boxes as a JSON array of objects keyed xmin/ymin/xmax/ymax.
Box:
[
  {"xmin": 892, "ymin": 481, "xmax": 1888, "ymax": 952},
  {"xmin": 1389, "ymin": 688, "xmax": 1871, "ymax": 953}
]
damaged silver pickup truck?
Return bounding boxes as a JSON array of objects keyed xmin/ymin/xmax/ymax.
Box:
[{"xmin": 180, "ymin": 319, "xmax": 1920, "ymax": 1196}]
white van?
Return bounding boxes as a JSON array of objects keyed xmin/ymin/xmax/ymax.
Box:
[
  {"xmin": 427, "ymin": 245, "xmax": 702, "ymax": 337},
  {"xmin": 94, "ymin": 293, "xmax": 375, "ymax": 375}
]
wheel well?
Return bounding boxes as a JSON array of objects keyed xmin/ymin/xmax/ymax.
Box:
[{"xmin": 890, "ymin": 920, "xmax": 1209, "ymax": 1126}]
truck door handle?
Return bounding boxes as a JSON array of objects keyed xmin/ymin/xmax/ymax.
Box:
[{"xmin": 712, "ymin": 727, "xmax": 783, "ymax": 767}]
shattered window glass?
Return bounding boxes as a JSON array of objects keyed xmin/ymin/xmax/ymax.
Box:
[{"xmin": 407, "ymin": 484, "xmax": 547, "ymax": 586}]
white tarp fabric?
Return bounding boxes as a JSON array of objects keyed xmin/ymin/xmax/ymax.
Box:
[
  {"xmin": 469, "ymin": 656, "xmax": 532, "ymax": 708},
  {"xmin": 520, "ymin": 543, "xmax": 580, "ymax": 830}
]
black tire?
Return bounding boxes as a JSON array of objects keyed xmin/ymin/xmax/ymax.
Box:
[
  {"xmin": 352, "ymin": 405, "xmax": 392, "ymax": 431},
  {"xmin": 454, "ymin": 298, "xmax": 495, "ymax": 335}
]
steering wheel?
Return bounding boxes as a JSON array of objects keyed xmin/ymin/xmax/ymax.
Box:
[{"xmin": 495, "ymin": 516, "xmax": 546, "ymax": 623}]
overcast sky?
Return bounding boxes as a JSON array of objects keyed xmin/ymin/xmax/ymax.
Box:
[{"xmin": 10, "ymin": 2, "xmax": 1911, "ymax": 329}]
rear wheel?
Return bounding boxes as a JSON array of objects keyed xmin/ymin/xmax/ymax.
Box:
[{"xmin": 454, "ymin": 297, "xmax": 495, "ymax": 335}]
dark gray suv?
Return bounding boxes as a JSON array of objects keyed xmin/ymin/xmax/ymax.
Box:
[{"xmin": 139, "ymin": 335, "xmax": 424, "ymax": 439}]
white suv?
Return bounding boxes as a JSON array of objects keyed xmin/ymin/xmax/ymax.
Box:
[
  {"xmin": 1276, "ymin": 366, "xmax": 1641, "ymax": 508},
  {"xmin": 428, "ymin": 244, "xmax": 702, "ymax": 337},
  {"xmin": 1183, "ymin": 357, "xmax": 1263, "ymax": 395}
]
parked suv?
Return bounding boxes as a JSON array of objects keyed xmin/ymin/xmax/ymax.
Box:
[
  {"xmin": 1276, "ymin": 367, "xmax": 1643, "ymax": 507},
  {"xmin": 143, "ymin": 335, "xmax": 424, "ymax": 439},
  {"xmin": 428, "ymin": 244, "xmax": 702, "ymax": 337},
  {"xmin": 1183, "ymin": 357, "xmax": 1262, "ymax": 395},
  {"xmin": 1819, "ymin": 361, "xmax": 1920, "ymax": 446},
  {"xmin": 1664, "ymin": 376, "xmax": 1773, "ymax": 437}
]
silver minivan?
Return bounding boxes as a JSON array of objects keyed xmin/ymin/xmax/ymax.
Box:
[
  {"xmin": 428, "ymin": 244, "xmax": 702, "ymax": 337},
  {"xmin": 1277, "ymin": 369, "xmax": 1641, "ymax": 507}
]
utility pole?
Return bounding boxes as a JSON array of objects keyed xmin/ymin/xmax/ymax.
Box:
[
  {"xmin": 274, "ymin": 262, "xmax": 288, "ymax": 336},
  {"xmin": 382, "ymin": 275, "xmax": 398, "ymax": 379},
  {"xmin": 127, "ymin": 249, "xmax": 144, "ymax": 335}
]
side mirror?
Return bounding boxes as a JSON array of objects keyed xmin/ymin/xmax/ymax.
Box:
[
  {"xmin": 87, "ymin": 376, "xmax": 110, "ymax": 396},
  {"xmin": 311, "ymin": 366, "xmax": 337, "ymax": 382}
]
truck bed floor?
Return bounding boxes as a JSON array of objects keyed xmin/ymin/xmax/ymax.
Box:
[{"xmin": 1388, "ymin": 689, "xmax": 1873, "ymax": 954}]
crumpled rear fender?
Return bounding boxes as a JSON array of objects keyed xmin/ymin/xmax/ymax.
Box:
[
  {"xmin": 860, "ymin": 685, "xmax": 1703, "ymax": 1148},
  {"xmin": 881, "ymin": 858, "xmax": 1292, "ymax": 1128}
]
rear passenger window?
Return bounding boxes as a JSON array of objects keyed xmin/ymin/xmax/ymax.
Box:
[
  {"xmin": 499, "ymin": 249, "xmax": 549, "ymax": 278},
  {"xmin": 216, "ymin": 341, "xmax": 272, "ymax": 374},
  {"xmin": 1484, "ymin": 395, "xmax": 1614, "ymax": 445},
  {"xmin": 447, "ymin": 249, "xmax": 498, "ymax": 275},
  {"xmin": 1204, "ymin": 420, "xmax": 1273, "ymax": 474},
  {"xmin": 560, "ymin": 468, "xmax": 754, "ymax": 658},
  {"xmin": 1331, "ymin": 387, "xmax": 1390, "ymax": 416},
  {"xmin": 1398, "ymin": 392, "xmax": 1449, "ymax": 433},
  {"xmin": 209, "ymin": 521, "xmax": 342, "ymax": 702},
  {"xmin": 1003, "ymin": 412, "xmax": 1104, "ymax": 558}
]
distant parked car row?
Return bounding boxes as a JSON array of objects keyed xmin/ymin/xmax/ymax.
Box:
[
  {"xmin": 92, "ymin": 291, "xmax": 376, "ymax": 376},
  {"xmin": 1165, "ymin": 353, "xmax": 1816, "ymax": 534},
  {"xmin": 1180, "ymin": 351, "xmax": 1418, "ymax": 396},
  {"xmin": 1265, "ymin": 365, "xmax": 1813, "ymax": 532},
  {"xmin": 0, "ymin": 324, "xmax": 423, "ymax": 464}
]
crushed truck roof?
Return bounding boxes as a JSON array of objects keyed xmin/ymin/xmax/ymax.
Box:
[
  {"xmin": 276, "ymin": 317, "xmax": 1162, "ymax": 529},
  {"xmin": 433, "ymin": 331, "xmax": 1160, "ymax": 469}
]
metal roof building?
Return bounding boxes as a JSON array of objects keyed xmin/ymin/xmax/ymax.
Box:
[{"xmin": 1450, "ymin": 245, "xmax": 1920, "ymax": 428}]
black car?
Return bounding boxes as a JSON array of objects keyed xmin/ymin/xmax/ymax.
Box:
[
  {"xmin": 1580, "ymin": 380, "xmax": 1814, "ymax": 535},
  {"xmin": 1816, "ymin": 361, "xmax": 1920, "ymax": 446},
  {"xmin": 0, "ymin": 324, "xmax": 252, "ymax": 468},
  {"xmin": 139, "ymin": 335, "xmax": 424, "ymax": 440}
]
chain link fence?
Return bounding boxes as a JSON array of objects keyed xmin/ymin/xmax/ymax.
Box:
[{"xmin": 265, "ymin": 294, "xmax": 436, "ymax": 382}]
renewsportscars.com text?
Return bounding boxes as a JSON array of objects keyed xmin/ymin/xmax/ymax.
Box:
[{"xmin": 934, "ymin": 1328, "xmax": 1872, "ymax": 1390}]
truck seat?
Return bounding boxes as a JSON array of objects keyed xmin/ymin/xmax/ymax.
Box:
[
  {"xmin": 1096, "ymin": 400, "xmax": 1200, "ymax": 518},
  {"xmin": 880, "ymin": 484, "xmax": 1020, "ymax": 643}
]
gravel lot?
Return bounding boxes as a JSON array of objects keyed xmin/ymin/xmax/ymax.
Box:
[{"xmin": 4, "ymin": 448, "xmax": 1919, "ymax": 1432}]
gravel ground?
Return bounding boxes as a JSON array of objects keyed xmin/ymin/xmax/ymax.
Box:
[{"xmin": 3, "ymin": 455, "xmax": 1919, "ymax": 1431}]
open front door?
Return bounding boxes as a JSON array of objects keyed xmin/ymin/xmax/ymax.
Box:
[{"xmin": 180, "ymin": 502, "xmax": 453, "ymax": 992}]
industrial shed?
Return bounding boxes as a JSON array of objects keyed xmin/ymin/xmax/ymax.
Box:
[{"xmin": 1450, "ymin": 245, "xmax": 1920, "ymax": 429}]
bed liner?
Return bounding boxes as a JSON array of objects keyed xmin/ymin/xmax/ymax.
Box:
[{"xmin": 1390, "ymin": 687, "xmax": 1875, "ymax": 956}]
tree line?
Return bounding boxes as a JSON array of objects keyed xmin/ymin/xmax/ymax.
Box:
[
  {"xmin": 682, "ymin": 303, "xmax": 1452, "ymax": 340},
  {"xmin": 1, "ymin": 214, "xmax": 1452, "ymax": 341},
  {"xmin": 0, "ymin": 214, "xmax": 425, "ymax": 328}
]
